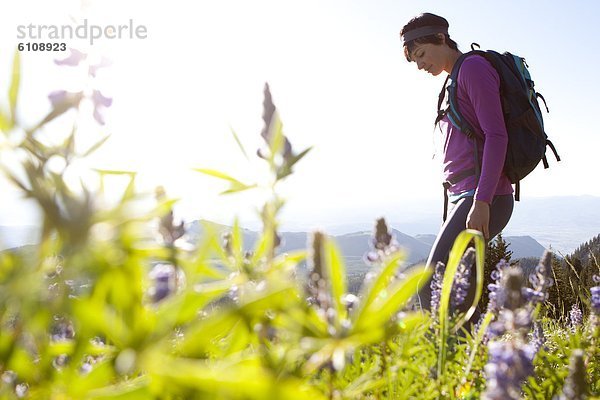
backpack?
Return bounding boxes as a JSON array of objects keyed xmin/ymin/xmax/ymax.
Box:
[{"xmin": 436, "ymin": 44, "xmax": 560, "ymax": 221}]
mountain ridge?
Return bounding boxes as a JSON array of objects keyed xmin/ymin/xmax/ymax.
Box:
[{"xmin": 185, "ymin": 220, "xmax": 548, "ymax": 265}]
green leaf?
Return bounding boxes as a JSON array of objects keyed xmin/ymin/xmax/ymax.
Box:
[
  {"xmin": 355, "ymin": 251, "xmax": 406, "ymax": 316},
  {"xmin": 85, "ymin": 375, "xmax": 150, "ymax": 399},
  {"xmin": 9, "ymin": 49, "xmax": 20, "ymax": 126},
  {"xmin": 62, "ymin": 124, "xmax": 76, "ymax": 159},
  {"xmin": 193, "ymin": 168, "xmax": 257, "ymax": 195},
  {"xmin": 277, "ymin": 146, "xmax": 312, "ymax": 180},
  {"xmin": 0, "ymin": 110, "xmax": 10, "ymax": 132},
  {"xmin": 193, "ymin": 168, "xmax": 244, "ymax": 183},
  {"xmin": 277, "ymin": 306, "xmax": 329, "ymax": 338},
  {"xmin": 251, "ymin": 228, "xmax": 274, "ymax": 265},
  {"xmin": 437, "ymin": 229, "xmax": 485, "ymax": 378},
  {"xmin": 230, "ymin": 125, "xmax": 249, "ymax": 160},
  {"xmin": 231, "ymin": 218, "xmax": 244, "ymax": 271},
  {"xmin": 464, "ymin": 310, "xmax": 493, "ymax": 378},
  {"xmin": 154, "ymin": 288, "xmax": 227, "ymax": 331},
  {"xmin": 119, "ymin": 172, "xmax": 137, "ymax": 204},
  {"xmin": 271, "ymin": 250, "xmax": 306, "ymax": 274},
  {"xmin": 83, "ymin": 134, "xmax": 111, "ymax": 157},
  {"xmin": 145, "ymin": 355, "xmax": 326, "ymax": 400},
  {"xmin": 324, "ymin": 238, "xmax": 347, "ymax": 328},
  {"xmin": 352, "ymin": 266, "xmax": 431, "ymax": 333},
  {"xmin": 266, "ymin": 113, "xmax": 284, "ymax": 164}
]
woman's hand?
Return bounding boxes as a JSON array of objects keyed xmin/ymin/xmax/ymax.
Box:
[{"xmin": 466, "ymin": 199, "xmax": 490, "ymax": 240}]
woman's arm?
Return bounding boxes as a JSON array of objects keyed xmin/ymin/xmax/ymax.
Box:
[{"xmin": 458, "ymin": 56, "xmax": 509, "ymax": 237}]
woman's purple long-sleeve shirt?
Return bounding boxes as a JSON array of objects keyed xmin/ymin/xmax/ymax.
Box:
[{"xmin": 438, "ymin": 55, "xmax": 514, "ymax": 204}]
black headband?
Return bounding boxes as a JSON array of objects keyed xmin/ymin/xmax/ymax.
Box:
[{"xmin": 401, "ymin": 26, "xmax": 448, "ymax": 45}]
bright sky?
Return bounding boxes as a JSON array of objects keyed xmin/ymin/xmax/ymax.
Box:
[{"xmin": 0, "ymin": 0, "xmax": 598, "ymax": 230}]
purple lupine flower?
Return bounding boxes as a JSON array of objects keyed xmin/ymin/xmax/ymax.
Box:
[
  {"xmin": 91, "ymin": 90, "xmax": 112, "ymax": 125},
  {"xmin": 590, "ymin": 283, "xmax": 600, "ymax": 314},
  {"xmin": 372, "ymin": 218, "xmax": 393, "ymax": 251},
  {"xmin": 88, "ymin": 56, "xmax": 112, "ymax": 77},
  {"xmin": 452, "ymin": 248, "xmax": 474, "ymax": 309},
  {"xmin": 500, "ymin": 267, "xmax": 528, "ymax": 312},
  {"xmin": 364, "ymin": 218, "xmax": 398, "ymax": 265},
  {"xmin": 559, "ymin": 350, "xmax": 587, "ymax": 400},
  {"xmin": 155, "ymin": 187, "xmax": 185, "ymax": 245},
  {"xmin": 488, "ymin": 308, "xmax": 532, "ymax": 339},
  {"xmin": 15, "ymin": 383, "xmax": 28, "ymax": 398},
  {"xmin": 483, "ymin": 267, "xmax": 537, "ymax": 399},
  {"xmin": 530, "ymin": 321, "xmax": 545, "ymax": 355},
  {"xmin": 429, "ymin": 248, "xmax": 475, "ymax": 320},
  {"xmin": 486, "ymin": 259, "xmax": 511, "ymax": 314},
  {"xmin": 48, "ymin": 90, "xmax": 84, "ymax": 108},
  {"xmin": 524, "ymin": 251, "xmax": 554, "ymax": 305},
  {"xmin": 306, "ymin": 231, "xmax": 330, "ymax": 312},
  {"xmin": 494, "ymin": 268, "xmax": 534, "ymax": 339},
  {"xmin": 430, "ymin": 261, "xmax": 445, "ymax": 319},
  {"xmin": 149, "ymin": 263, "xmax": 176, "ymax": 302},
  {"xmin": 590, "ymin": 275, "xmax": 600, "ymax": 316},
  {"xmin": 483, "ymin": 341, "xmax": 535, "ymax": 400},
  {"xmin": 257, "ymin": 83, "xmax": 293, "ymax": 161},
  {"xmin": 54, "ymin": 48, "xmax": 87, "ymax": 66},
  {"xmin": 589, "ymin": 280, "xmax": 600, "ymax": 335},
  {"xmin": 569, "ymin": 303, "xmax": 583, "ymax": 331},
  {"xmin": 50, "ymin": 317, "xmax": 75, "ymax": 341},
  {"xmin": 342, "ymin": 293, "xmax": 359, "ymax": 313},
  {"xmin": 47, "ymin": 89, "xmax": 110, "ymax": 125}
]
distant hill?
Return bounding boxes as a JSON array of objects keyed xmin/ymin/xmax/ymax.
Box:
[
  {"xmin": 569, "ymin": 234, "xmax": 600, "ymax": 266},
  {"xmin": 0, "ymin": 226, "xmax": 39, "ymax": 251},
  {"xmin": 0, "ymin": 220, "xmax": 559, "ymax": 272},
  {"xmin": 281, "ymin": 195, "xmax": 600, "ymax": 254},
  {"xmin": 184, "ymin": 220, "xmax": 548, "ymax": 272},
  {"xmin": 501, "ymin": 236, "xmax": 547, "ymax": 260}
]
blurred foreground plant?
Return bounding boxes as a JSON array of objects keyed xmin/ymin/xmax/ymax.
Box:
[{"xmin": 0, "ymin": 50, "xmax": 598, "ymax": 400}]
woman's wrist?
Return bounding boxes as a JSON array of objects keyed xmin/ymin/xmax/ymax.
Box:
[{"xmin": 473, "ymin": 199, "xmax": 490, "ymax": 207}]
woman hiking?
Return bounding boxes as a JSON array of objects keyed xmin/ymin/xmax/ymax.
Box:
[{"xmin": 400, "ymin": 13, "xmax": 514, "ymax": 315}]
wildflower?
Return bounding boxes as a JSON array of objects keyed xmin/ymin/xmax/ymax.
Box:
[
  {"xmin": 559, "ymin": 349, "xmax": 587, "ymax": 400},
  {"xmin": 90, "ymin": 90, "xmax": 113, "ymax": 125},
  {"xmin": 54, "ymin": 48, "xmax": 87, "ymax": 66},
  {"xmin": 373, "ymin": 217, "xmax": 393, "ymax": 250},
  {"xmin": 257, "ymin": 83, "xmax": 292, "ymax": 161},
  {"xmin": 50, "ymin": 316, "xmax": 75, "ymax": 341},
  {"xmin": 88, "ymin": 56, "xmax": 112, "ymax": 77},
  {"xmin": 149, "ymin": 263, "xmax": 177, "ymax": 303},
  {"xmin": 50, "ymin": 49, "xmax": 113, "ymax": 125},
  {"xmin": 55, "ymin": 48, "xmax": 112, "ymax": 77},
  {"xmin": 523, "ymin": 250, "xmax": 554, "ymax": 304},
  {"xmin": 46, "ymin": 88, "xmax": 112, "ymax": 125},
  {"xmin": 569, "ymin": 303, "xmax": 583, "ymax": 331},
  {"xmin": 429, "ymin": 248, "xmax": 475, "ymax": 319},
  {"xmin": 342, "ymin": 293, "xmax": 359, "ymax": 313},
  {"xmin": 221, "ymin": 232, "xmax": 233, "ymax": 257},
  {"xmin": 530, "ymin": 321, "xmax": 545, "ymax": 354},
  {"xmin": 487, "ymin": 268, "xmax": 532, "ymax": 338},
  {"xmin": 365, "ymin": 217, "xmax": 399, "ymax": 264},
  {"xmin": 483, "ymin": 341, "xmax": 535, "ymax": 400},
  {"xmin": 483, "ymin": 267, "xmax": 536, "ymax": 399},
  {"xmin": 306, "ymin": 231, "xmax": 329, "ymax": 312},
  {"xmin": 589, "ymin": 277, "xmax": 600, "ymax": 336},
  {"xmin": 590, "ymin": 277, "xmax": 600, "ymax": 314},
  {"xmin": 486, "ymin": 259, "xmax": 511, "ymax": 314},
  {"xmin": 430, "ymin": 261, "xmax": 445, "ymax": 319},
  {"xmin": 15, "ymin": 383, "xmax": 28, "ymax": 398},
  {"xmin": 501, "ymin": 267, "xmax": 527, "ymax": 311},
  {"xmin": 155, "ymin": 186, "xmax": 185, "ymax": 245},
  {"xmin": 452, "ymin": 247, "xmax": 474, "ymax": 309}
]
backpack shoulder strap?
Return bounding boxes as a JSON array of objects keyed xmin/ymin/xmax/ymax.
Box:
[{"xmin": 438, "ymin": 51, "xmax": 484, "ymax": 140}]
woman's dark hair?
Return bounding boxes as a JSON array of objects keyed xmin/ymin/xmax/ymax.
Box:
[{"xmin": 400, "ymin": 13, "xmax": 458, "ymax": 62}]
